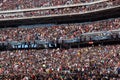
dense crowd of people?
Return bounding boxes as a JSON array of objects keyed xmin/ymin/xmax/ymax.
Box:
[
  {"xmin": 0, "ymin": 0, "xmax": 108, "ymax": 10},
  {"xmin": 0, "ymin": 45, "xmax": 120, "ymax": 79},
  {"xmin": 0, "ymin": 0, "xmax": 120, "ymax": 19},
  {"xmin": 0, "ymin": 18, "xmax": 120, "ymax": 42},
  {"xmin": 0, "ymin": 1, "xmax": 120, "ymax": 78}
]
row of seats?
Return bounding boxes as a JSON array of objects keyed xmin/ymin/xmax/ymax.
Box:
[
  {"xmin": 0, "ymin": 0, "xmax": 120, "ymax": 19},
  {"xmin": 0, "ymin": 45, "xmax": 120, "ymax": 79},
  {"xmin": 0, "ymin": 18, "xmax": 120, "ymax": 42},
  {"xmin": 0, "ymin": 0, "xmax": 100, "ymax": 11}
]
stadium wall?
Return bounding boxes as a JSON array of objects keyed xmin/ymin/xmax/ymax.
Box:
[{"xmin": 0, "ymin": 6, "xmax": 120, "ymax": 28}]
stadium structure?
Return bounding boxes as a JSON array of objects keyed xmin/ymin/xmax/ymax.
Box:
[{"xmin": 0, "ymin": 0, "xmax": 120, "ymax": 79}]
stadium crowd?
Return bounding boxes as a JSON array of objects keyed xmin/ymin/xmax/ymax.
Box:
[
  {"xmin": 0, "ymin": 18, "xmax": 120, "ymax": 42},
  {"xmin": 0, "ymin": 0, "xmax": 120, "ymax": 19},
  {"xmin": 0, "ymin": 1, "xmax": 120, "ymax": 78},
  {"xmin": 0, "ymin": 45, "xmax": 120, "ymax": 79},
  {"xmin": 0, "ymin": 0, "xmax": 109, "ymax": 10}
]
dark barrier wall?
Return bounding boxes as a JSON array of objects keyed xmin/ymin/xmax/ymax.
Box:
[
  {"xmin": 0, "ymin": 30, "xmax": 120, "ymax": 51},
  {"xmin": 0, "ymin": 6, "xmax": 120, "ymax": 28}
]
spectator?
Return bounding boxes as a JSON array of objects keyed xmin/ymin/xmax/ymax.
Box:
[
  {"xmin": 0, "ymin": 0, "xmax": 120, "ymax": 19},
  {"xmin": 0, "ymin": 45, "xmax": 120, "ymax": 79},
  {"xmin": 0, "ymin": 17, "xmax": 120, "ymax": 42}
]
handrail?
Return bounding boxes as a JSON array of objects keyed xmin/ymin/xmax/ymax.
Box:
[
  {"xmin": 0, "ymin": 5, "xmax": 119, "ymax": 21},
  {"xmin": 0, "ymin": 0, "xmax": 108, "ymax": 14}
]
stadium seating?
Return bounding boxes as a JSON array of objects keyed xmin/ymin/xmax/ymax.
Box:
[
  {"xmin": 0, "ymin": 0, "xmax": 120, "ymax": 79},
  {"xmin": 0, "ymin": 0, "xmax": 104, "ymax": 10},
  {"xmin": 0, "ymin": 45, "xmax": 119, "ymax": 79},
  {"xmin": 0, "ymin": 18, "xmax": 119, "ymax": 42},
  {"xmin": 0, "ymin": 0, "xmax": 120, "ymax": 19}
]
